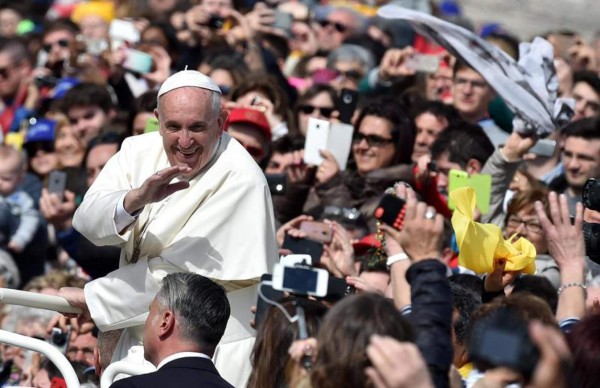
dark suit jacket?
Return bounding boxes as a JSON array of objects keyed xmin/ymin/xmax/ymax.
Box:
[{"xmin": 109, "ymin": 357, "xmax": 234, "ymax": 388}]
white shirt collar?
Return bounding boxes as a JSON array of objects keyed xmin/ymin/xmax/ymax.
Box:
[{"xmin": 156, "ymin": 352, "xmax": 212, "ymax": 370}]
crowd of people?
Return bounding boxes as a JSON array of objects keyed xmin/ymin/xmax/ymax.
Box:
[{"xmin": 0, "ymin": 0, "xmax": 600, "ymax": 387}]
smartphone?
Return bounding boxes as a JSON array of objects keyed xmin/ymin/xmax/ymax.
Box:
[
  {"xmin": 528, "ymin": 139, "xmax": 556, "ymax": 157},
  {"xmin": 447, "ymin": 170, "xmax": 492, "ymax": 214},
  {"xmin": 303, "ymin": 118, "xmax": 353, "ymax": 171},
  {"xmin": 265, "ymin": 173, "xmax": 286, "ymax": 195},
  {"xmin": 123, "ymin": 49, "xmax": 153, "ymax": 74},
  {"xmin": 303, "ymin": 118, "xmax": 330, "ymax": 166},
  {"xmin": 109, "ymin": 18, "xmax": 140, "ymax": 45},
  {"xmin": 406, "ymin": 54, "xmax": 440, "ymax": 73},
  {"xmin": 255, "ymin": 274, "xmax": 284, "ymax": 328},
  {"xmin": 273, "ymin": 10, "xmax": 293, "ymax": 35},
  {"xmin": 373, "ymin": 194, "xmax": 406, "ymax": 230},
  {"xmin": 282, "ymin": 234, "xmax": 323, "ymax": 264},
  {"xmin": 48, "ymin": 170, "xmax": 67, "ymax": 202},
  {"xmin": 300, "ymin": 221, "xmax": 333, "ymax": 244},
  {"xmin": 49, "ymin": 328, "xmax": 71, "ymax": 354},
  {"xmin": 272, "ymin": 263, "xmax": 329, "ymax": 297},
  {"xmin": 337, "ymin": 88, "xmax": 359, "ymax": 124}
]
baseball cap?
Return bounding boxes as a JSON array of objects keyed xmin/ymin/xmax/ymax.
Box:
[
  {"xmin": 24, "ymin": 119, "xmax": 57, "ymax": 143},
  {"xmin": 225, "ymin": 107, "xmax": 271, "ymax": 140}
]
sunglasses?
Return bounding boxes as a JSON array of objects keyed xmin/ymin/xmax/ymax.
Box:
[
  {"xmin": 298, "ymin": 104, "xmax": 334, "ymax": 118},
  {"xmin": 319, "ymin": 20, "xmax": 348, "ymax": 33},
  {"xmin": 336, "ymin": 69, "xmax": 363, "ymax": 81},
  {"xmin": 352, "ymin": 132, "xmax": 394, "ymax": 147},
  {"xmin": 42, "ymin": 39, "xmax": 70, "ymax": 53}
]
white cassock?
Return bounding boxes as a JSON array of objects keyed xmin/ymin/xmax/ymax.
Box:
[{"xmin": 73, "ymin": 131, "xmax": 278, "ymax": 387}]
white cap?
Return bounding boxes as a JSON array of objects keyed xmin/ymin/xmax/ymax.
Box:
[{"xmin": 157, "ymin": 69, "xmax": 221, "ymax": 99}]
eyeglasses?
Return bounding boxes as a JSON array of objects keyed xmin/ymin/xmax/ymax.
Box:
[
  {"xmin": 298, "ymin": 104, "xmax": 334, "ymax": 118},
  {"xmin": 42, "ymin": 39, "xmax": 70, "ymax": 53},
  {"xmin": 322, "ymin": 206, "xmax": 362, "ymax": 222},
  {"xmin": 335, "ymin": 69, "xmax": 363, "ymax": 81},
  {"xmin": 506, "ymin": 215, "xmax": 542, "ymax": 233},
  {"xmin": 454, "ymin": 77, "xmax": 488, "ymax": 90},
  {"xmin": 318, "ymin": 20, "xmax": 348, "ymax": 33},
  {"xmin": 352, "ymin": 132, "xmax": 394, "ymax": 147}
]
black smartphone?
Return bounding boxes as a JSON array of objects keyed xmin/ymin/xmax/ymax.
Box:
[
  {"xmin": 373, "ymin": 194, "xmax": 406, "ymax": 230},
  {"xmin": 265, "ymin": 173, "xmax": 287, "ymax": 195},
  {"xmin": 337, "ymin": 88, "xmax": 359, "ymax": 124},
  {"xmin": 282, "ymin": 234, "xmax": 323, "ymax": 264},
  {"xmin": 48, "ymin": 170, "xmax": 67, "ymax": 202},
  {"xmin": 255, "ymin": 274, "xmax": 284, "ymax": 329}
]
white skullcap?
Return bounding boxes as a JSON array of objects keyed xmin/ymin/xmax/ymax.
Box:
[{"xmin": 157, "ymin": 68, "xmax": 221, "ymax": 99}]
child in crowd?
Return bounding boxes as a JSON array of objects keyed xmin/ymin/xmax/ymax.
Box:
[{"xmin": 0, "ymin": 145, "xmax": 39, "ymax": 254}]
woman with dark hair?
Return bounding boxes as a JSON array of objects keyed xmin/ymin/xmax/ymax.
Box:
[
  {"xmin": 293, "ymin": 84, "xmax": 338, "ymax": 137},
  {"xmin": 247, "ymin": 298, "xmax": 327, "ymax": 388},
  {"xmin": 303, "ymin": 97, "xmax": 415, "ymax": 232},
  {"xmin": 309, "ymin": 293, "xmax": 414, "ymax": 388}
]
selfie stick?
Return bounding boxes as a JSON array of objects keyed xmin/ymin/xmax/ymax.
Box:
[
  {"xmin": 295, "ymin": 303, "xmax": 313, "ymax": 371},
  {"xmin": 0, "ymin": 288, "xmax": 83, "ymax": 315}
]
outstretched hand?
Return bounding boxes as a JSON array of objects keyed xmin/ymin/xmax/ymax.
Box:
[{"xmin": 123, "ymin": 165, "xmax": 191, "ymax": 214}]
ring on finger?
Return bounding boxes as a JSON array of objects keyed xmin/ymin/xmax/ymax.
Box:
[{"xmin": 425, "ymin": 209, "xmax": 436, "ymax": 219}]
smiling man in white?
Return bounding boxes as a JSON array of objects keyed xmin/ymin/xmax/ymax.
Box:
[{"xmin": 58, "ymin": 69, "xmax": 278, "ymax": 387}]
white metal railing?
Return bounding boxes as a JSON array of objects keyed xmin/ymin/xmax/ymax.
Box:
[
  {"xmin": 0, "ymin": 330, "xmax": 80, "ymax": 387},
  {"xmin": 0, "ymin": 288, "xmax": 83, "ymax": 387},
  {"xmin": 101, "ymin": 360, "xmax": 156, "ymax": 388}
]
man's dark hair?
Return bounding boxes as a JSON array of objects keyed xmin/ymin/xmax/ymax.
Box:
[
  {"xmin": 511, "ymin": 275, "xmax": 558, "ymax": 314},
  {"xmin": 452, "ymin": 58, "xmax": 473, "ymax": 77},
  {"xmin": 561, "ymin": 116, "xmax": 600, "ymax": 140},
  {"xmin": 574, "ymin": 70, "xmax": 600, "ymax": 100},
  {"xmin": 60, "ymin": 83, "xmax": 115, "ymax": 114},
  {"xmin": 431, "ymin": 121, "xmax": 495, "ymax": 169},
  {"xmin": 412, "ymin": 100, "xmax": 461, "ymax": 126},
  {"xmin": 449, "ymin": 274, "xmax": 483, "ymax": 298},
  {"xmin": 0, "ymin": 38, "xmax": 32, "ymax": 66},
  {"xmin": 42, "ymin": 17, "xmax": 80, "ymax": 37},
  {"xmin": 83, "ymin": 131, "xmax": 125, "ymax": 168},
  {"xmin": 157, "ymin": 273, "xmax": 230, "ymax": 356},
  {"xmin": 451, "ymin": 283, "xmax": 481, "ymax": 345}
]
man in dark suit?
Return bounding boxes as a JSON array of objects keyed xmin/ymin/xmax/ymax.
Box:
[{"xmin": 110, "ymin": 273, "xmax": 233, "ymax": 387}]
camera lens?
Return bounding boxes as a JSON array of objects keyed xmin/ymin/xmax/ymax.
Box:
[{"xmin": 52, "ymin": 332, "xmax": 67, "ymax": 346}]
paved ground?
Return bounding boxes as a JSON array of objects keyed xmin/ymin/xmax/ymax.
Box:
[{"xmin": 460, "ymin": 0, "xmax": 599, "ymax": 41}]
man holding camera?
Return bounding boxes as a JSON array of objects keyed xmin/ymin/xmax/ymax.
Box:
[{"xmin": 58, "ymin": 69, "xmax": 278, "ymax": 386}]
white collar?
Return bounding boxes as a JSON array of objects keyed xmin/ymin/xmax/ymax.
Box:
[{"xmin": 156, "ymin": 352, "xmax": 212, "ymax": 370}]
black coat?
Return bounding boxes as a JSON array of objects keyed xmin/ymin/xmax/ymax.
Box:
[{"xmin": 109, "ymin": 357, "xmax": 234, "ymax": 388}]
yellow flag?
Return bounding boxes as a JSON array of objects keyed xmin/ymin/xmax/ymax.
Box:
[{"xmin": 450, "ymin": 187, "xmax": 536, "ymax": 274}]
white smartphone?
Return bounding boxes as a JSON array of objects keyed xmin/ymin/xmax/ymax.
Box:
[
  {"xmin": 406, "ymin": 54, "xmax": 440, "ymax": 73},
  {"xmin": 279, "ymin": 254, "xmax": 312, "ymax": 267},
  {"xmin": 110, "ymin": 18, "xmax": 140, "ymax": 46},
  {"xmin": 303, "ymin": 118, "xmax": 353, "ymax": 171},
  {"xmin": 327, "ymin": 122, "xmax": 353, "ymax": 170},
  {"xmin": 528, "ymin": 139, "xmax": 556, "ymax": 157},
  {"xmin": 303, "ymin": 118, "xmax": 330, "ymax": 166},
  {"xmin": 271, "ymin": 263, "xmax": 329, "ymax": 297}
]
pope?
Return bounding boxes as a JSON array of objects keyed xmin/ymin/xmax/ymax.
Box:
[{"xmin": 57, "ymin": 69, "xmax": 278, "ymax": 386}]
